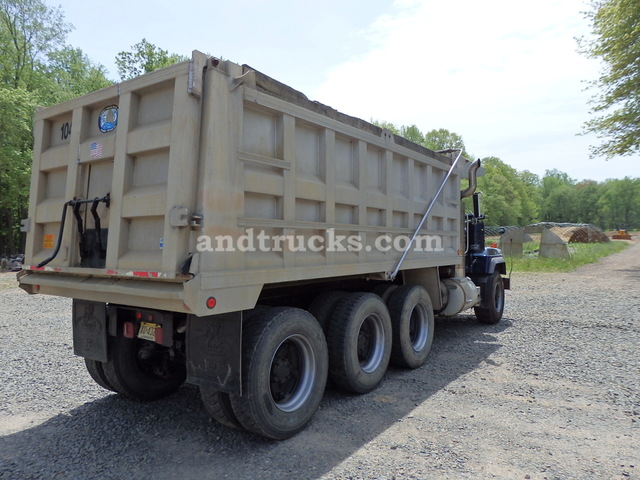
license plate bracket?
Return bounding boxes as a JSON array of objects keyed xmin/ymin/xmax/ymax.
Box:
[{"xmin": 138, "ymin": 321, "xmax": 160, "ymax": 342}]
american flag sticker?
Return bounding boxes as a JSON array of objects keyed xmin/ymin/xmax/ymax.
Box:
[{"xmin": 90, "ymin": 142, "xmax": 103, "ymax": 158}]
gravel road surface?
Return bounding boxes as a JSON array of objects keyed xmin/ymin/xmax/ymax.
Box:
[{"xmin": 1, "ymin": 240, "xmax": 638, "ymax": 480}]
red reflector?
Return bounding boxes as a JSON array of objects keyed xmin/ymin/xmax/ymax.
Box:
[
  {"xmin": 147, "ymin": 314, "xmax": 154, "ymax": 322},
  {"xmin": 135, "ymin": 311, "xmax": 142, "ymax": 320},
  {"xmin": 123, "ymin": 322, "xmax": 135, "ymax": 338},
  {"xmin": 154, "ymin": 327, "xmax": 164, "ymax": 344},
  {"xmin": 206, "ymin": 297, "xmax": 217, "ymax": 309}
]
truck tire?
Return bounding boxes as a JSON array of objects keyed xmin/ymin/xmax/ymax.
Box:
[
  {"xmin": 307, "ymin": 291, "xmax": 346, "ymax": 332},
  {"xmin": 371, "ymin": 283, "xmax": 399, "ymax": 303},
  {"xmin": 200, "ymin": 388, "xmax": 244, "ymax": 430},
  {"xmin": 327, "ymin": 293, "xmax": 392, "ymax": 394},
  {"xmin": 102, "ymin": 336, "xmax": 186, "ymax": 401},
  {"xmin": 199, "ymin": 306, "xmax": 272, "ymax": 431},
  {"xmin": 84, "ymin": 359, "xmax": 116, "ymax": 392},
  {"xmin": 229, "ymin": 308, "xmax": 328, "ymax": 440},
  {"xmin": 387, "ymin": 285, "xmax": 434, "ymax": 369},
  {"xmin": 474, "ymin": 272, "xmax": 505, "ymax": 325}
]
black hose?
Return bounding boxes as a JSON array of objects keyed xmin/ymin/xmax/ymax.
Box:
[
  {"xmin": 36, "ymin": 194, "xmax": 110, "ymax": 268},
  {"xmin": 37, "ymin": 201, "xmax": 72, "ymax": 268}
]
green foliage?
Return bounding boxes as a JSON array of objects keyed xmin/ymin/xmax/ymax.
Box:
[
  {"xmin": 573, "ymin": 180, "xmax": 602, "ymax": 225},
  {"xmin": 596, "ymin": 177, "xmax": 640, "ymax": 230},
  {"xmin": 115, "ymin": 39, "xmax": 188, "ymax": 81},
  {"xmin": 399, "ymin": 124, "xmax": 425, "ymax": 144},
  {"xmin": 0, "ymin": 0, "xmax": 637, "ymax": 255},
  {"xmin": 0, "ymin": 8, "xmax": 186, "ymax": 254},
  {"xmin": 477, "ymin": 157, "xmax": 526, "ymax": 226},
  {"xmin": 580, "ymin": 0, "xmax": 640, "ymax": 158},
  {"xmin": 538, "ymin": 170, "xmax": 640, "ymax": 230},
  {"xmin": 42, "ymin": 46, "xmax": 112, "ymax": 102},
  {"xmin": 0, "ymin": 0, "xmax": 70, "ymax": 89},
  {"xmin": 509, "ymin": 240, "xmax": 629, "ymax": 272},
  {"xmin": 0, "ymin": 86, "xmax": 37, "ymax": 253},
  {"xmin": 371, "ymin": 120, "xmax": 399, "ymax": 134},
  {"xmin": 423, "ymin": 128, "xmax": 467, "ymax": 156},
  {"xmin": 0, "ymin": 0, "xmax": 113, "ymax": 254},
  {"xmin": 517, "ymin": 170, "xmax": 541, "ymax": 225},
  {"xmin": 371, "ymin": 120, "xmax": 468, "ymax": 156},
  {"xmin": 373, "ymin": 120, "xmax": 640, "ymax": 230},
  {"xmin": 539, "ymin": 169, "xmax": 576, "ymax": 222}
]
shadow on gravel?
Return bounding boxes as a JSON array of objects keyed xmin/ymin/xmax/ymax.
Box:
[{"xmin": 0, "ymin": 315, "xmax": 512, "ymax": 480}]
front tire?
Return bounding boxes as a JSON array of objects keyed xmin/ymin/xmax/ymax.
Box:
[
  {"xmin": 474, "ymin": 272, "xmax": 505, "ymax": 325},
  {"xmin": 229, "ymin": 308, "xmax": 328, "ymax": 440}
]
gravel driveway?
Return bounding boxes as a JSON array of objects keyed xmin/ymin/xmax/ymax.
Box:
[{"xmin": 1, "ymin": 240, "xmax": 638, "ymax": 480}]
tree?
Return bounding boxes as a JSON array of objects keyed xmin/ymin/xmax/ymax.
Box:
[
  {"xmin": 0, "ymin": 0, "xmax": 70, "ymax": 254},
  {"xmin": 370, "ymin": 121, "xmax": 469, "ymax": 157},
  {"xmin": 573, "ymin": 180, "xmax": 603, "ymax": 225},
  {"xmin": 579, "ymin": 0, "xmax": 640, "ymax": 158},
  {"xmin": 475, "ymin": 157, "xmax": 533, "ymax": 226},
  {"xmin": 42, "ymin": 46, "xmax": 112, "ymax": 102},
  {"xmin": 516, "ymin": 170, "xmax": 541, "ymax": 224},
  {"xmin": 399, "ymin": 124, "xmax": 425, "ymax": 144},
  {"xmin": 372, "ymin": 120, "xmax": 399, "ymax": 135},
  {"xmin": 423, "ymin": 128, "xmax": 467, "ymax": 156},
  {"xmin": 540, "ymin": 169, "xmax": 577, "ymax": 222},
  {"xmin": 0, "ymin": 0, "xmax": 112, "ymax": 254},
  {"xmin": 0, "ymin": 0, "xmax": 70, "ymax": 89},
  {"xmin": 115, "ymin": 39, "xmax": 187, "ymax": 80},
  {"xmin": 0, "ymin": 86, "xmax": 36, "ymax": 253},
  {"xmin": 597, "ymin": 177, "xmax": 640, "ymax": 229}
]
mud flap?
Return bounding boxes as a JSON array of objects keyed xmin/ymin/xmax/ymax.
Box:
[
  {"xmin": 72, "ymin": 299, "xmax": 108, "ymax": 362},
  {"xmin": 186, "ymin": 312, "xmax": 242, "ymax": 395},
  {"xmin": 469, "ymin": 275, "xmax": 493, "ymax": 309}
]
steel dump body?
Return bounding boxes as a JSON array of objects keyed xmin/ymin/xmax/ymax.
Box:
[{"xmin": 20, "ymin": 52, "xmax": 467, "ymax": 316}]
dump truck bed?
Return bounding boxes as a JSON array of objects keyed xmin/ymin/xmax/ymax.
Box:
[{"xmin": 20, "ymin": 51, "xmax": 468, "ymax": 316}]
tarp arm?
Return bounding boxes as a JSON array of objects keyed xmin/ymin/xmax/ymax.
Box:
[{"xmin": 386, "ymin": 150, "xmax": 464, "ymax": 281}]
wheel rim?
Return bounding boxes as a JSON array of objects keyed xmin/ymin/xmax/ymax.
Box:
[
  {"xmin": 408, "ymin": 302, "xmax": 429, "ymax": 353},
  {"xmin": 269, "ymin": 334, "xmax": 316, "ymax": 413},
  {"xmin": 357, "ymin": 314, "xmax": 386, "ymax": 373}
]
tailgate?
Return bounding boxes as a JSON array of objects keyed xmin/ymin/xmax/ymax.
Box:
[{"xmin": 22, "ymin": 52, "xmax": 208, "ymax": 280}]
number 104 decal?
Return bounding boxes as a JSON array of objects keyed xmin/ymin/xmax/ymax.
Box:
[{"xmin": 60, "ymin": 122, "xmax": 71, "ymax": 140}]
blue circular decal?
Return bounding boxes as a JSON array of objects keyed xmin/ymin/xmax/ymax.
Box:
[{"xmin": 99, "ymin": 105, "xmax": 118, "ymax": 133}]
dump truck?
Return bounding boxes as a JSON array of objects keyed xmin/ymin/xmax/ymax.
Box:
[{"xmin": 17, "ymin": 51, "xmax": 507, "ymax": 439}]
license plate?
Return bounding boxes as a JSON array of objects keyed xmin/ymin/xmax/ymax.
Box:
[{"xmin": 138, "ymin": 322, "xmax": 160, "ymax": 341}]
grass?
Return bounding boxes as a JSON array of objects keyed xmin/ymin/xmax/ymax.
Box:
[{"xmin": 505, "ymin": 240, "xmax": 630, "ymax": 273}]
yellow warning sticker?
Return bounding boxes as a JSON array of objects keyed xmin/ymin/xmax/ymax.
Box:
[{"xmin": 44, "ymin": 234, "xmax": 55, "ymax": 249}]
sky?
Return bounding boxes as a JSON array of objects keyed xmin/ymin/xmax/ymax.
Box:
[{"xmin": 58, "ymin": 0, "xmax": 639, "ymax": 182}]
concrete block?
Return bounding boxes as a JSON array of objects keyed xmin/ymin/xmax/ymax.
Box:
[
  {"xmin": 539, "ymin": 229, "xmax": 570, "ymax": 259},
  {"xmin": 500, "ymin": 228, "xmax": 524, "ymax": 256}
]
